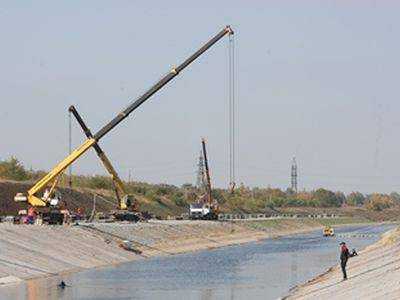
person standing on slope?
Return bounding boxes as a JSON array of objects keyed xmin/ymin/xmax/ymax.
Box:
[
  {"xmin": 340, "ymin": 241, "xmax": 351, "ymax": 280},
  {"xmin": 340, "ymin": 241, "xmax": 358, "ymax": 280}
]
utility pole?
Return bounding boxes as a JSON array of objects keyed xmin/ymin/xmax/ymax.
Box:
[{"xmin": 291, "ymin": 157, "xmax": 298, "ymax": 193}]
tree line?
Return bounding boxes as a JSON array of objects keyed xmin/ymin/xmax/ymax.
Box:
[{"xmin": 0, "ymin": 157, "xmax": 398, "ymax": 212}]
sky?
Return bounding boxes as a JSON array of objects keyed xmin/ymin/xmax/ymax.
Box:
[{"xmin": 1, "ymin": 0, "xmax": 400, "ymax": 193}]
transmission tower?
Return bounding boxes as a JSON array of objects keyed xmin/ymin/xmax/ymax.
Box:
[
  {"xmin": 196, "ymin": 150, "xmax": 206, "ymax": 190},
  {"xmin": 291, "ymin": 157, "xmax": 298, "ymax": 193}
]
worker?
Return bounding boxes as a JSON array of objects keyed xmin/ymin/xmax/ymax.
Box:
[
  {"xmin": 340, "ymin": 242, "xmax": 350, "ymax": 280},
  {"xmin": 340, "ymin": 242, "xmax": 359, "ymax": 281}
]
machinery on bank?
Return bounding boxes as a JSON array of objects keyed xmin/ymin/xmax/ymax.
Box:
[
  {"xmin": 14, "ymin": 26, "xmax": 234, "ymax": 224},
  {"xmin": 323, "ymin": 226, "xmax": 335, "ymax": 237},
  {"xmin": 189, "ymin": 138, "xmax": 219, "ymax": 220}
]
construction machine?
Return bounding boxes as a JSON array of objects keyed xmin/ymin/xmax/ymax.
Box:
[
  {"xmin": 68, "ymin": 105, "xmax": 140, "ymax": 222},
  {"xmin": 189, "ymin": 138, "xmax": 219, "ymax": 220},
  {"xmin": 14, "ymin": 26, "xmax": 234, "ymax": 224},
  {"xmin": 323, "ymin": 226, "xmax": 335, "ymax": 237}
]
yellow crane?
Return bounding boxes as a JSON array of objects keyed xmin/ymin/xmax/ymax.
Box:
[
  {"xmin": 68, "ymin": 106, "xmax": 134, "ymax": 209},
  {"xmin": 68, "ymin": 105, "xmax": 139, "ymax": 221},
  {"xmin": 14, "ymin": 26, "xmax": 234, "ymax": 223}
]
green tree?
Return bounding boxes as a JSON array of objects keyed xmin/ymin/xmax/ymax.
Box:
[
  {"xmin": 171, "ymin": 192, "xmax": 186, "ymax": 207},
  {"xmin": 313, "ymin": 188, "xmax": 341, "ymax": 207},
  {"xmin": 365, "ymin": 193, "xmax": 393, "ymax": 211},
  {"xmin": 211, "ymin": 189, "xmax": 226, "ymax": 204},
  {"xmin": 346, "ymin": 192, "xmax": 365, "ymax": 206},
  {"xmin": 87, "ymin": 175, "xmax": 113, "ymax": 190},
  {"xmin": 0, "ymin": 157, "xmax": 29, "ymax": 181},
  {"xmin": 389, "ymin": 192, "xmax": 400, "ymax": 204},
  {"xmin": 335, "ymin": 191, "xmax": 346, "ymax": 206},
  {"xmin": 155, "ymin": 184, "xmax": 175, "ymax": 196}
]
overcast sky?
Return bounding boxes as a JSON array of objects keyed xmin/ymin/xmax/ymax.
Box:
[{"xmin": 1, "ymin": 0, "xmax": 400, "ymax": 193}]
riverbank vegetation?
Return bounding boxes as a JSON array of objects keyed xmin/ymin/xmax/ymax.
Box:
[{"xmin": 1, "ymin": 157, "xmax": 399, "ymax": 215}]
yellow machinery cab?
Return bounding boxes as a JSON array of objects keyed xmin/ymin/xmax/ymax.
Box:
[{"xmin": 323, "ymin": 226, "xmax": 334, "ymax": 237}]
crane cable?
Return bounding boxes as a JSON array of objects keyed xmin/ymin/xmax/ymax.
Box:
[{"xmin": 228, "ymin": 33, "xmax": 236, "ymax": 193}]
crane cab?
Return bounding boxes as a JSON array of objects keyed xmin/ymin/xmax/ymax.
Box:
[{"xmin": 189, "ymin": 202, "xmax": 218, "ymax": 220}]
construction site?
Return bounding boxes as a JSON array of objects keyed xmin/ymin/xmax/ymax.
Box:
[
  {"xmin": 2, "ymin": 2, "xmax": 400, "ymax": 299},
  {"xmin": 8, "ymin": 26, "xmax": 235, "ymax": 226},
  {"xmin": 0, "ymin": 24, "xmax": 241, "ymax": 284}
]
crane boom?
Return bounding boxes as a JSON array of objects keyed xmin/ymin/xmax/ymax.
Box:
[
  {"xmin": 68, "ymin": 105, "xmax": 130, "ymax": 209},
  {"xmin": 201, "ymin": 138, "xmax": 212, "ymax": 205},
  {"xmin": 94, "ymin": 26, "xmax": 233, "ymax": 140},
  {"xmin": 27, "ymin": 139, "xmax": 96, "ymax": 206},
  {"xmin": 24, "ymin": 25, "xmax": 234, "ymax": 207}
]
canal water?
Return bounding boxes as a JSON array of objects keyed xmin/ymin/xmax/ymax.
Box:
[{"xmin": 1, "ymin": 224, "xmax": 395, "ymax": 300}]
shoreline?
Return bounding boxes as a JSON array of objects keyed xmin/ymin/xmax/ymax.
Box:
[
  {"xmin": 0, "ymin": 219, "xmax": 390, "ymax": 288},
  {"xmin": 285, "ymin": 225, "xmax": 400, "ymax": 299}
]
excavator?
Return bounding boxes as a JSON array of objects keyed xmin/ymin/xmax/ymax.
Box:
[
  {"xmin": 14, "ymin": 25, "xmax": 234, "ymax": 224},
  {"xmin": 189, "ymin": 138, "xmax": 219, "ymax": 220},
  {"xmin": 68, "ymin": 105, "xmax": 140, "ymax": 222}
]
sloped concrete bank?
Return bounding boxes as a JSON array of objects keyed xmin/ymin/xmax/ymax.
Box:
[
  {"xmin": 286, "ymin": 227, "xmax": 400, "ymax": 299},
  {"xmin": 0, "ymin": 220, "xmax": 268, "ymax": 286}
]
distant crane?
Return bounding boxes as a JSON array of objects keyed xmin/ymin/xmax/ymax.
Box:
[{"xmin": 189, "ymin": 138, "xmax": 219, "ymax": 220}]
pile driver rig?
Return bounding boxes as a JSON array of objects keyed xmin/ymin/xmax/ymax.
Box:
[{"xmin": 189, "ymin": 138, "xmax": 218, "ymax": 220}]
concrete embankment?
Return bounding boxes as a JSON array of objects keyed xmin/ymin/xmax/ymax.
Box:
[
  {"xmin": 0, "ymin": 220, "xmax": 268, "ymax": 285},
  {"xmin": 0, "ymin": 218, "xmax": 378, "ymax": 287},
  {"xmin": 286, "ymin": 227, "xmax": 400, "ymax": 299}
]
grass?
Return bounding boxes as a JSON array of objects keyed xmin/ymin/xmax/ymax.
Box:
[
  {"xmin": 316, "ymin": 217, "xmax": 373, "ymax": 226},
  {"xmin": 246, "ymin": 217, "xmax": 374, "ymax": 231}
]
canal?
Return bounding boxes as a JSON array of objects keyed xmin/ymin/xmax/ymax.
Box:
[{"xmin": 1, "ymin": 224, "xmax": 395, "ymax": 300}]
